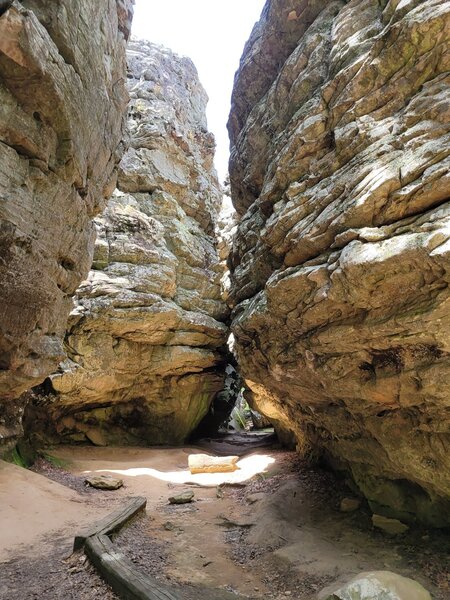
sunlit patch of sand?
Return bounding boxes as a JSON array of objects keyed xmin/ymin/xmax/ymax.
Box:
[{"xmin": 82, "ymin": 453, "xmax": 276, "ymax": 486}]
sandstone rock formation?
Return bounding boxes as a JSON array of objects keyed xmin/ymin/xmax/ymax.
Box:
[
  {"xmin": 217, "ymin": 194, "xmax": 238, "ymax": 304},
  {"xmin": 228, "ymin": 0, "xmax": 450, "ymax": 525},
  {"xmin": 25, "ymin": 40, "xmax": 228, "ymax": 446},
  {"xmin": 0, "ymin": 0, "xmax": 133, "ymax": 452}
]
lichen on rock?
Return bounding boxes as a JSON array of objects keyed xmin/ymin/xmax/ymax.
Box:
[
  {"xmin": 227, "ymin": 0, "xmax": 450, "ymax": 525},
  {"xmin": 26, "ymin": 40, "xmax": 228, "ymax": 447}
]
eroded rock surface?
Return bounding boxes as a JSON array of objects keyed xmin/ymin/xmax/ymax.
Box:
[
  {"xmin": 26, "ymin": 40, "xmax": 228, "ymax": 446},
  {"xmin": 228, "ymin": 0, "xmax": 450, "ymax": 524},
  {"xmin": 0, "ymin": 0, "xmax": 133, "ymax": 452}
]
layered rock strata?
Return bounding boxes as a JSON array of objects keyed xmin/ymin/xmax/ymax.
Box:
[
  {"xmin": 228, "ymin": 0, "xmax": 450, "ymax": 525},
  {"xmin": 0, "ymin": 0, "xmax": 133, "ymax": 451},
  {"xmin": 26, "ymin": 40, "xmax": 228, "ymax": 446}
]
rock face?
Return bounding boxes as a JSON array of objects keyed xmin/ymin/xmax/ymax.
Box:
[
  {"xmin": 0, "ymin": 1, "xmax": 133, "ymax": 452},
  {"xmin": 228, "ymin": 0, "xmax": 450, "ymax": 525},
  {"xmin": 26, "ymin": 40, "xmax": 228, "ymax": 447}
]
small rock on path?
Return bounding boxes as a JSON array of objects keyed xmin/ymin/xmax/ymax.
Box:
[
  {"xmin": 169, "ymin": 490, "xmax": 195, "ymax": 504},
  {"xmin": 84, "ymin": 475, "xmax": 123, "ymax": 490}
]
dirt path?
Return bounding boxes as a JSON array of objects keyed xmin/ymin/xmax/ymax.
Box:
[
  {"xmin": 0, "ymin": 459, "xmax": 119, "ymax": 562},
  {"xmin": 47, "ymin": 445, "xmax": 274, "ymax": 597},
  {"xmin": 1, "ymin": 445, "xmax": 449, "ymax": 599}
]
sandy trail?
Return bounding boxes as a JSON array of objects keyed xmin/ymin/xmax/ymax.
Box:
[
  {"xmin": 49, "ymin": 445, "xmax": 274, "ymax": 596},
  {"xmin": 52, "ymin": 444, "xmax": 276, "ymax": 489},
  {"xmin": 1, "ymin": 445, "xmax": 448, "ymax": 599},
  {"xmin": 0, "ymin": 459, "xmax": 112, "ymax": 562}
]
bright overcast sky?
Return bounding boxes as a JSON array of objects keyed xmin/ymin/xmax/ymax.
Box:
[{"xmin": 131, "ymin": 0, "xmax": 266, "ymax": 182}]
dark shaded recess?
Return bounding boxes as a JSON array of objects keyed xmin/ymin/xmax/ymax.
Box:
[
  {"xmin": 360, "ymin": 344, "xmax": 445, "ymax": 382},
  {"xmin": 367, "ymin": 477, "xmax": 450, "ymax": 527},
  {"xmin": 110, "ymin": 399, "xmax": 149, "ymax": 430},
  {"xmin": 0, "ymin": 221, "xmax": 16, "ymax": 267},
  {"xmin": 0, "ymin": 348, "xmax": 12, "ymax": 370},
  {"xmin": 359, "ymin": 361, "xmax": 376, "ymax": 382},
  {"xmin": 191, "ymin": 362, "xmax": 240, "ymax": 439},
  {"xmin": 372, "ymin": 347, "xmax": 405, "ymax": 372},
  {"xmin": 377, "ymin": 409, "xmax": 394, "ymax": 418},
  {"xmin": 37, "ymin": 377, "xmax": 55, "ymax": 395},
  {"xmin": 59, "ymin": 256, "xmax": 76, "ymax": 271},
  {"xmin": 0, "ymin": 0, "xmax": 13, "ymax": 17},
  {"xmin": 191, "ymin": 389, "xmax": 236, "ymax": 439}
]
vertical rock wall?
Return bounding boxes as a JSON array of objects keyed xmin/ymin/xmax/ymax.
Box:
[
  {"xmin": 0, "ymin": 0, "xmax": 133, "ymax": 451},
  {"xmin": 26, "ymin": 40, "xmax": 228, "ymax": 447},
  {"xmin": 228, "ymin": 0, "xmax": 450, "ymax": 525}
]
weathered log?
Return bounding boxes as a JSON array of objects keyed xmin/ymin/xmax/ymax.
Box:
[
  {"xmin": 85, "ymin": 534, "xmax": 181, "ymax": 600},
  {"xmin": 74, "ymin": 496, "xmax": 147, "ymax": 550},
  {"xmin": 188, "ymin": 454, "xmax": 240, "ymax": 474}
]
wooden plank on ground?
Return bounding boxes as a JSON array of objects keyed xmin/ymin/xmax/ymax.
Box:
[
  {"xmin": 74, "ymin": 496, "xmax": 147, "ymax": 550},
  {"xmin": 85, "ymin": 534, "xmax": 181, "ymax": 600}
]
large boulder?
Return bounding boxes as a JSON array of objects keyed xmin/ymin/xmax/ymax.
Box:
[
  {"xmin": 0, "ymin": 0, "xmax": 133, "ymax": 453},
  {"xmin": 228, "ymin": 0, "xmax": 450, "ymax": 525},
  {"xmin": 25, "ymin": 41, "xmax": 228, "ymax": 446}
]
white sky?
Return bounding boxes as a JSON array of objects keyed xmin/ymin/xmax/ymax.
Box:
[{"xmin": 131, "ymin": 0, "xmax": 266, "ymax": 183}]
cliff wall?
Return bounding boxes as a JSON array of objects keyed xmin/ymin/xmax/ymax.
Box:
[
  {"xmin": 26, "ymin": 40, "xmax": 228, "ymax": 446},
  {"xmin": 0, "ymin": 0, "xmax": 133, "ymax": 450},
  {"xmin": 228, "ymin": 0, "xmax": 450, "ymax": 525}
]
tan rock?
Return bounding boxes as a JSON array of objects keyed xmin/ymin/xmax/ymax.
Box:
[
  {"xmin": 227, "ymin": 0, "xmax": 450, "ymax": 525},
  {"xmin": 246, "ymin": 492, "xmax": 266, "ymax": 504},
  {"xmin": 168, "ymin": 491, "xmax": 195, "ymax": 505},
  {"xmin": 0, "ymin": 0, "xmax": 133, "ymax": 453},
  {"xmin": 340, "ymin": 498, "xmax": 361, "ymax": 513},
  {"xmin": 24, "ymin": 41, "xmax": 228, "ymax": 446},
  {"xmin": 372, "ymin": 514, "xmax": 409, "ymax": 535},
  {"xmin": 188, "ymin": 454, "xmax": 240, "ymax": 474},
  {"xmin": 85, "ymin": 475, "xmax": 123, "ymax": 491}
]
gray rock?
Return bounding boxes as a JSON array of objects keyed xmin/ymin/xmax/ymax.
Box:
[
  {"xmin": 318, "ymin": 571, "xmax": 432, "ymax": 600},
  {"xmin": 168, "ymin": 491, "xmax": 195, "ymax": 505},
  {"xmin": 85, "ymin": 475, "xmax": 123, "ymax": 491}
]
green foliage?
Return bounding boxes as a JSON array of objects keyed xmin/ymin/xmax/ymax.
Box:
[
  {"xmin": 231, "ymin": 406, "xmax": 247, "ymax": 430},
  {"xmin": 5, "ymin": 446, "xmax": 28, "ymax": 468},
  {"xmin": 42, "ymin": 453, "xmax": 70, "ymax": 468}
]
